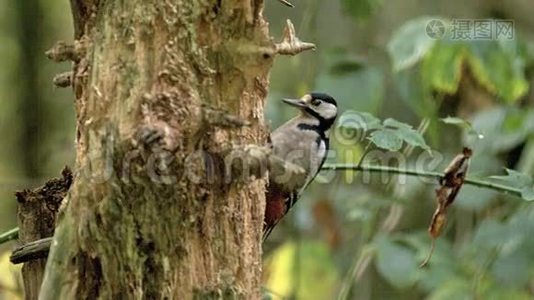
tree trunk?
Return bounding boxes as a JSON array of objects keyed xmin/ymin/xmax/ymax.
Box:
[
  {"xmin": 14, "ymin": 168, "xmax": 72, "ymax": 300},
  {"xmin": 40, "ymin": 1, "xmax": 274, "ymax": 298}
]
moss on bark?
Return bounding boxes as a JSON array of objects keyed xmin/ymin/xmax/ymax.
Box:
[{"xmin": 40, "ymin": 1, "xmax": 274, "ymax": 298}]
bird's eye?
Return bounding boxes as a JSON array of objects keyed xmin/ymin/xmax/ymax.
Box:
[{"xmin": 311, "ymin": 99, "xmax": 321, "ymax": 106}]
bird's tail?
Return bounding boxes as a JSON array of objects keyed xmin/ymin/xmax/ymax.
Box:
[{"xmin": 262, "ymin": 223, "xmax": 277, "ymax": 242}]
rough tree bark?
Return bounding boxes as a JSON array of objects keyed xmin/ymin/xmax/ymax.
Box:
[
  {"xmin": 13, "ymin": 168, "xmax": 72, "ymax": 300},
  {"xmin": 40, "ymin": 1, "xmax": 277, "ymax": 299}
]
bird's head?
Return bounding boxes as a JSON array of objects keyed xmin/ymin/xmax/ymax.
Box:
[{"xmin": 282, "ymin": 92, "xmax": 338, "ymax": 125}]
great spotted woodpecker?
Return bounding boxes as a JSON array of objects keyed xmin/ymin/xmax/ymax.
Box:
[{"xmin": 263, "ymin": 92, "xmax": 338, "ymax": 240}]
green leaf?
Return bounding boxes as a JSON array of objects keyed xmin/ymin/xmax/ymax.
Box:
[
  {"xmin": 395, "ymin": 126, "xmax": 431, "ymax": 152},
  {"xmin": 440, "ymin": 116, "xmax": 483, "ymax": 138},
  {"xmin": 383, "ymin": 118, "xmax": 431, "ymax": 152},
  {"xmin": 490, "ymin": 169, "xmax": 534, "ymax": 201},
  {"xmin": 383, "ymin": 118, "xmax": 412, "ymax": 129},
  {"xmin": 368, "ymin": 129, "xmax": 403, "ymax": 151},
  {"xmin": 441, "ymin": 116, "xmax": 472, "ymax": 128},
  {"xmin": 422, "ymin": 40, "xmax": 465, "ymax": 94},
  {"xmin": 374, "ymin": 235, "xmax": 418, "ymax": 288},
  {"xmin": 520, "ymin": 187, "xmax": 534, "ymax": 201},
  {"xmin": 337, "ymin": 111, "xmax": 382, "ymax": 131},
  {"xmin": 466, "ymin": 40, "xmax": 528, "ymax": 103},
  {"xmin": 490, "ymin": 168, "xmax": 532, "ymax": 188},
  {"xmin": 387, "ymin": 17, "xmax": 441, "ymax": 71},
  {"xmin": 389, "ymin": 23, "xmax": 529, "ymax": 104}
]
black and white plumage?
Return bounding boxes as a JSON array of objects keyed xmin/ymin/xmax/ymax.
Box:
[{"xmin": 263, "ymin": 92, "xmax": 338, "ymax": 240}]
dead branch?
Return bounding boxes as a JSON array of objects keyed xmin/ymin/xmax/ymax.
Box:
[
  {"xmin": 10, "ymin": 237, "xmax": 53, "ymax": 264},
  {"xmin": 53, "ymin": 71, "xmax": 73, "ymax": 88},
  {"xmin": 275, "ymin": 19, "xmax": 316, "ymax": 56},
  {"xmin": 14, "ymin": 166, "xmax": 72, "ymax": 298},
  {"xmin": 45, "ymin": 39, "xmax": 86, "ymax": 62}
]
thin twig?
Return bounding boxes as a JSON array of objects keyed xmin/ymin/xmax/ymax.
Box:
[
  {"xmin": 277, "ymin": 0, "xmax": 294, "ymax": 7},
  {"xmin": 336, "ymin": 245, "xmax": 376, "ymax": 300},
  {"xmin": 0, "ymin": 164, "xmax": 522, "ymax": 247},
  {"xmin": 357, "ymin": 141, "xmax": 372, "ymax": 168},
  {"xmin": 0, "ymin": 227, "xmax": 19, "ymax": 244},
  {"xmin": 321, "ymin": 164, "xmax": 522, "ymax": 197},
  {"xmin": 419, "ymin": 238, "xmax": 435, "ymax": 268}
]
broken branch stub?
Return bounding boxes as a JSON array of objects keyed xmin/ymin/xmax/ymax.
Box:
[
  {"xmin": 14, "ymin": 167, "xmax": 73, "ymax": 299},
  {"xmin": 275, "ymin": 19, "xmax": 316, "ymax": 56},
  {"xmin": 45, "ymin": 39, "xmax": 86, "ymax": 62},
  {"xmin": 53, "ymin": 71, "xmax": 73, "ymax": 88}
]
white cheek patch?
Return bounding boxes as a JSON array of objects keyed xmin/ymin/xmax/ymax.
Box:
[{"xmin": 320, "ymin": 103, "xmax": 337, "ymax": 119}]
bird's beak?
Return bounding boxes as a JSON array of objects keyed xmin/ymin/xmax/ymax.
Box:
[{"xmin": 282, "ymin": 98, "xmax": 307, "ymax": 109}]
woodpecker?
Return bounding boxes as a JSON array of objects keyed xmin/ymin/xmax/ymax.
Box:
[{"xmin": 264, "ymin": 92, "xmax": 338, "ymax": 240}]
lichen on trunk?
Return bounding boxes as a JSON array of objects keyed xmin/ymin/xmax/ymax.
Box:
[{"xmin": 40, "ymin": 1, "xmax": 274, "ymax": 298}]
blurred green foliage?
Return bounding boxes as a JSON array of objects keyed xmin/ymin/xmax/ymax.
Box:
[
  {"xmin": 2, "ymin": 0, "xmax": 534, "ymax": 299},
  {"xmin": 0, "ymin": 0, "xmax": 74, "ymax": 260},
  {"xmin": 264, "ymin": 241, "xmax": 339, "ymax": 299},
  {"xmin": 263, "ymin": 0, "xmax": 534, "ymax": 299}
]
